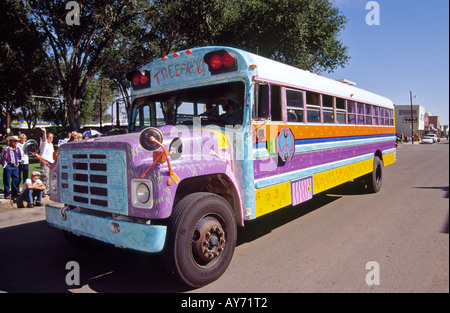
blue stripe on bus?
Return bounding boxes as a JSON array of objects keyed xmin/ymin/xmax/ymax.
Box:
[
  {"xmin": 254, "ymin": 134, "xmax": 395, "ymax": 159},
  {"xmin": 254, "ymin": 153, "xmax": 374, "ymax": 189},
  {"xmin": 254, "ymin": 133, "xmax": 394, "ymax": 149}
]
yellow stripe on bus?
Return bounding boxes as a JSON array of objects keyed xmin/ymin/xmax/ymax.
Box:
[
  {"xmin": 255, "ymin": 182, "xmax": 292, "ymax": 217},
  {"xmin": 313, "ymin": 158, "xmax": 373, "ymax": 194},
  {"xmin": 383, "ymin": 152, "xmax": 396, "ymax": 167},
  {"xmin": 254, "ymin": 157, "xmax": 375, "ymax": 218}
]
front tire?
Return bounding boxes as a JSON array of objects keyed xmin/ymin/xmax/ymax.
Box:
[{"xmin": 164, "ymin": 192, "xmax": 237, "ymax": 288}]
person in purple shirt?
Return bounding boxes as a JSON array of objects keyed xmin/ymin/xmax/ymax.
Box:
[{"xmin": 2, "ymin": 135, "xmax": 22, "ymax": 200}]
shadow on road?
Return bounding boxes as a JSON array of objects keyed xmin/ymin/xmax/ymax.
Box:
[
  {"xmin": 0, "ymin": 219, "xmax": 189, "ymax": 293},
  {"xmin": 413, "ymin": 186, "xmax": 449, "ymax": 199},
  {"xmin": 237, "ymin": 180, "xmax": 366, "ymax": 245},
  {"xmin": 0, "ymin": 180, "xmax": 368, "ymax": 293}
]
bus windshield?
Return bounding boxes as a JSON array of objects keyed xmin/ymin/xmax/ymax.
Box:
[{"xmin": 129, "ymin": 82, "xmax": 245, "ymax": 132}]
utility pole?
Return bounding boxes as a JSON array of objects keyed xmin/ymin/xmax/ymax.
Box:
[
  {"xmin": 6, "ymin": 88, "xmax": 10, "ymax": 135},
  {"xmin": 410, "ymin": 91, "xmax": 414, "ymax": 144},
  {"xmin": 100, "ymin": 76, "xmax": 103, "ymax": 133}
]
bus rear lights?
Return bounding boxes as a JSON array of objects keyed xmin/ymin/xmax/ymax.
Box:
[
  {"xmin": 204, "ymin": 50, "xmax": 238, "ymax": 75},
  {"xmin": 222, "ymin": 52, "xmax": 235, "ymax": 67},
  {"xmin": 209, "ymin": 53, "xmax": 235, "ymax": 69},
  {"xmin": 133, "ymin": 74, "xmax": 149, "ymax": 85},
  {"xmin": 210, "ymin": 54, "xmax": 223, "ymax": 69},
  {"xmin": 126, "ymin": 70, "xmax": 151, "ymax": 90}
]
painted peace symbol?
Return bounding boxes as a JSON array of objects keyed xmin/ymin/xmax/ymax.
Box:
[{"xmin": 277, "ymin": 128, "xmax": 295, "ymax": 162}]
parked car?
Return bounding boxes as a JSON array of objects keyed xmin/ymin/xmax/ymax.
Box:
[
  {"xmin": 427, "ymin": 134, "xmax": 440, "ymax": 143},
  {"xmin": 421, "ymin": 135, "xmax": 435, "ymax": 144}
]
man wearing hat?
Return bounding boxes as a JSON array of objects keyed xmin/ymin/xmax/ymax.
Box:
[
  {"xmin": 20, "ymin": 171, "xmax": 45, "ymax": 208},
  {"xmin": 217, "ymin": 97, "xmax": 243, "ymax": 126},
  {"xmin": 2, "ymin": 135, "xmax": 22, "ymax": 200}
]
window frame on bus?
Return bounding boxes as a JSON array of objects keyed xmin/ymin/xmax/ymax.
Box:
[
  {"xmin": 285, "ymin": 87, "xmax": 306, "ymax": 124},
  {"xmin": 254, "ymin": 82, "xmax": 283, "ymax": 122},
  {"xmin": 305, "ymin": 91, "xmax": 321, "ymax": 124},
  {"xmin": 336, "ymin": 97, "xmax": 347, "ymax": 124},
  {"xmin": 253, "ymin": 81, "xmax": 394, "ymax": 128},
  {"xmin": 322, "ymin": 94, "xmax": 335, "ymax": 124}
]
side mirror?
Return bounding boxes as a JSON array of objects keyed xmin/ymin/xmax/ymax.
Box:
[
  {"xmin": 23, "ymin": 139, "xmax": 39, "ymax": 156},
  {"xmin": 139, "ymin": 127, "xmax": 164, "ymax": 151}
]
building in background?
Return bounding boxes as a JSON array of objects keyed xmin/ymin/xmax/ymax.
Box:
[
  {"xmin": 395, "ymin": 104, "xmax": 426, "ymax": 139},
  {"xmin": 427, "ymin": 115, "xmax": 441, "ymax": 134}
]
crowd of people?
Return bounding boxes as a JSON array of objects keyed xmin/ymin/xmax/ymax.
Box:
[{"xmin": 1, "ymin": 128, "xmax": 102, "ymax": 208}]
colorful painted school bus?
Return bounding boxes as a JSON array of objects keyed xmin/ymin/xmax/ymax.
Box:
[{"xmin": 45, "ymin": 46, "xmax": 396, "ymax": 287}]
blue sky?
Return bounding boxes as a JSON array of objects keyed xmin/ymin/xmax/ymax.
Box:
[{"xmin": 328, "ymin": 0, "xmax": 449, "ymax": 125}]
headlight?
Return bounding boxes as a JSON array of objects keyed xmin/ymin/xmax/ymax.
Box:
[
  {"xmin": 136, "ymin": 183, "xmax": 150, "ymax": 203},
  {"xmin": 131, "ymin": 179, "xmax": 153, "ymax": 208}
]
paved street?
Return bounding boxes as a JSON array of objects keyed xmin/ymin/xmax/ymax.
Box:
[{"xmin": 0, "ymin": 141, "xmax": 448, "ymax": 293}]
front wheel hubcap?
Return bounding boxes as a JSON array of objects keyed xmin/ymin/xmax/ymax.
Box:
[{"xmin": 192, "ymin": 216, "xmax": 226, "ymax": 266}]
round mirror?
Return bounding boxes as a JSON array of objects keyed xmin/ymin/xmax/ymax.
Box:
[
  {"xmin": 169, "ymin": 138, "xmax": 183, "ymax": 160},
  {"xmin": 139, "ymin": 127, "xmax": 164, "ymax": 151},
  {"xmin": 23, "ymin": 139, "xmax": 39, "ymax": 156}
]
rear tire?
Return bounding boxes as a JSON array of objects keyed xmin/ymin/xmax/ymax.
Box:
[
  {"xmin": 164, "ymin": 192, "xmax": 237, "ymax": 288},
  {"xmin": 359, "ymin": 156, "xmax": 383, "ymax": 193}
]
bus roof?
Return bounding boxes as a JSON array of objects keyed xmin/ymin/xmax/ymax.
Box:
[
  {"xmin": 133, "ymin": 46, "xmax": 394, "ymax": 109},
  {"xmin": 245, "ymin": 51, "xmax": 394, "ymax": 109}
]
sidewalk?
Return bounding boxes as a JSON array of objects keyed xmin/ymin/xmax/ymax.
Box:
[{"xmin": 0, "ymin": 192, "xmax": 58, "ymax": 213}]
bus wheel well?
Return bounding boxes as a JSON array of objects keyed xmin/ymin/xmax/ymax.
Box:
[
  {"xmin": 375, "ymin": 150, "xmax": 383, "ymax": 163},
  {"xmin": 174, "ymin": 174, "xmax": 243, "ymax": 226}
]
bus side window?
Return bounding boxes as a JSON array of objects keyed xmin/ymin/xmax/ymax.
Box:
[
  {"xmin": 365, "ymin": 104, "xmax": 373, "ymax": 125},
  {"xmin": 372, "ymin": 106, "xmax": 379, "ymax": 125},
  {"xmin": 255, "ymin": 84, "xmax": 270, "ymax": 119},
  {"xmin": 254, "ymin": 84, "xmax": 282, "ymax": 121},
  {"xmin": 385, "ymin": 109, "xmax": 391, "ymax": 125},
  {"xmin": 336, "ymin": 98, "xmax": 346, "ymax": 124},
  {"xmin": 306, "ymin": 91, "xmax": 321, "ymax": 123},
  {"xmin": 286, "ymin": 89, "xmax": 304, "ymax": 123},
  {"xmin": 347, "ymin": 101, "xmax": 356, "ymax": 124},
  {"xmin": 379, "ymin": 108, "xmax": 385, "ymax": 125},
  {"xmin": 357, "ymin": 102, "xmax": 365, "ymax": 125},
  {"xmin": 322, "ymin": 94, "xmax": 334, "ymax": 124},
  {"xmin": 271, "ymin": 85, "xmax": 282, "ymax": 121}
]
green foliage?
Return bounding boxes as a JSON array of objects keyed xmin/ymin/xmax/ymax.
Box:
[
  {"xmin": 2, "ymin": 0, "xmax": 349, "ymax": 133},
  {"xmin": 137, "ymin": 0, "xmax": 349, "ymax": 73}
]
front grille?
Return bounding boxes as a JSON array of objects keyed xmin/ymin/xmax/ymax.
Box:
[{"xmin": 59, "ymin": 149, "xmax": 128, "ymax": 214}]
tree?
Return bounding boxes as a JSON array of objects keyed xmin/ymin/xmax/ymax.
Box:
[
  {"xmin": 0, "ymin": 0, "xmax": 57, "ymax": 135},
  {"xmin": 216, "ymin": 0, "xmax": 350, "ymax": 73},
  {"xmin": 137, "ymin": 0, "xmax": 349, "ymax": 74},
  {"xmin": 100, "ymin": 0, "xmax": 349, "ymax": 115},
  {"xmin": 6, "ymin": 0, "xmax": 348, "ymax": 134},
  {"xmin": 98, "ymin": 10, "xmax": 159, "ymax": 114},
  {"xmin": 13, "ymin": 0, "xmax": 150, "ymax": 131},
  {"xmin": 81, "ymin": 75, "xmax": 116, "ymax": 125}
]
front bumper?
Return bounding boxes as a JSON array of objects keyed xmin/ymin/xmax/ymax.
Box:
[{"xmin": 45, "ymin": 204, "xmax": 167, "ymax": 253}]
